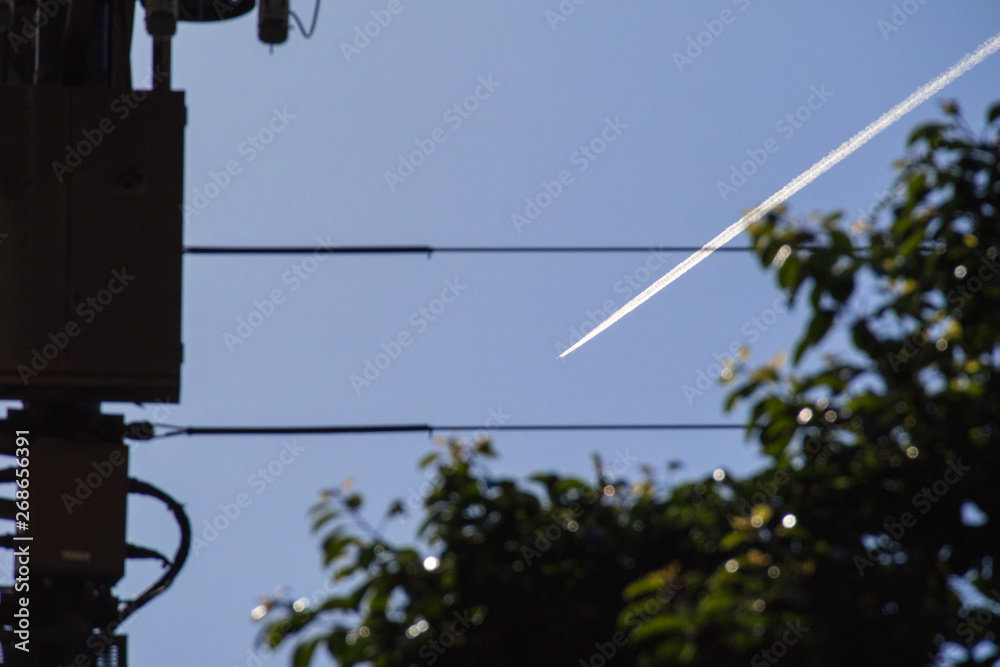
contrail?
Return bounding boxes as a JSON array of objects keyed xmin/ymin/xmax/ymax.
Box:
[{"xmin": 560, "ymin": 30, "xmax": 1000, "ymax": 358}]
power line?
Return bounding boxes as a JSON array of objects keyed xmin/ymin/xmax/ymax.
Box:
[
  {"xmin": 182, "ymin": 245, "xmax": 761, "ymax": 256},
  {"xmin": 143, "ymin": 422, "xmax": 751, "ymax": 439}
]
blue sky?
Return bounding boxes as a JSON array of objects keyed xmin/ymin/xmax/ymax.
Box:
[{"xmin": 6, "ymin": 2, "xmax": 1000, "ymax": 665}]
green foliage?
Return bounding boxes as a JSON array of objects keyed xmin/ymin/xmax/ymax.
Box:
[
  {"xmin": 260, "ymin": 438, "xmax": 727, "ymax": 665},
  {"xmin": 260, "ymin": 101, "xmax": 1000, "ymax": 666},
  {"xmin": 716, "ymin": 99, "xmax": 1000, "ymax": 665}
]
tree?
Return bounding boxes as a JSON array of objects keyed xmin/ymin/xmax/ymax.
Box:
[{"xmin": 259, "ymin": 100, "xmax": 1000, "ymax": 666}]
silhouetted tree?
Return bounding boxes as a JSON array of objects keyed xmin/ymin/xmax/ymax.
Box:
[{"xmin": 260, "ymin": 100, "xmax": 1000, "ymax": 666}]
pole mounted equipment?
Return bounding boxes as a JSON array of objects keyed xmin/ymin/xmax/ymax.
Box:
[
  {"xmin": 0, "ymin": 0, "xmax": 250, "ymax": 663},
  {"xmin": 259, "ymin": 0, "xmax": 289, "ymax": 44},
  {"xmin": 0, "ymin": 0, "xmax": 13, "ymax": 31},
  {"xmin": 145, "ymin": 0, "xmax": 180, "ymax": 36},
  {"xmin": 0, "ymin": 0, "xmax": 320, "ymax": 658}
]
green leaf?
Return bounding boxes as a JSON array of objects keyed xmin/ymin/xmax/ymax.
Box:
[
  {"xmin": 907, "ymin": 122, "xmax": 945, "ymax": 147},
  {"xmin": 793, "ymin": 310, "xmax": 835, "ymax": 363},
  {"xmin": 898, "ymin": 230, "xmax": 924, "ymax": 258},
  {"xmin": 724, "ymin": 383, "xmax": 757, "ymax": 412},
  {"xmin": 418, "ymin": 451, "xmax": 440, "ymax": 469},
  {"xmin": 631, "ymin": 613, "xmax": 688, "ymax": 642},
  {"xmin": 474, "ymin": 439, "xmax": 497, "ymax": 457},
  {"xmin": 623, "ymin": 570, "xmax": 673, "ymax": 600},
  {"xmin": 759, "ymin": 414, "xmax": 795, "ymax": 455},
  {"xmin": 310, "ymin": 509, "xmax": 339, "ymax": 533},
  {"xmin": 988, "ymin": 103, "xmax": 1000, "ymax": 124},
  {"xmin": 322, "ymin": 534, "xmax": 355, "ymax": 565},
  {"xmin": 906, "ymin": 171, "xmax": 927, "ymax": 204},
  {"xmin": 292, "ymin": 638, "xmax": 321, "ymax": 667},
  {"xmin": 760, "ymin": 240, "xmax": 782, "ymax": 267},
  {"xmin": 319, "ymin": 596, "xmax": 357, "ymax": 612},
  {"xmin": 777, "ymin": 254, "xmax": 802, "ymax": 291},
  {"xmin": 829, "ymin": 274, "xmax": 854, "ymax": 304},
  {"xmin": 720, "ymin": 530, "xmax": 750, "ymax": 550},
  {"xmin": 367, "ymin": 586, "xmax": 390, "ymax": 613},
  {"xmin": 830, "ymin": 230, "xmax": 853, "ymax": 255}
]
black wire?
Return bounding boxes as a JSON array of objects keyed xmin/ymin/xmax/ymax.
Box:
[
  {"xmin": 183, "ymin": 245, "xmax": 759, "ymax": 256},
  {"xmin": 289, "ymin": 0, "xmax": 321, "ymax": 38},
  {"xmin": 149, "ymin": 423, "xmax": 750, "ymax": 439},
  {"xmin": 109, "ymin": 479, "xmax": 192, "ymax": 634},
  {"xmin": 126, "ymin": 543, "xmax": 172, "ymax": 568}
]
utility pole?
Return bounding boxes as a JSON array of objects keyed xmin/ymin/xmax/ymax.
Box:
[{"xmin": 0, "ymin": 2, "xmax": 288, "ymax": 664}]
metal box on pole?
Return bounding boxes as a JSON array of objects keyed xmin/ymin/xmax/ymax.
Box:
[{"xmin": 0, "ymin": 87, "xmax": 185, "ymax": 403}]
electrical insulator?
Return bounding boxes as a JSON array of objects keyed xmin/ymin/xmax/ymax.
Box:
[
  {"xmin": 258, "ymin": 0, "xmax": 288, "ymax": 45},
  {"xmin": 0, "ymin": 0, "xmax": 14, "ymax": 31},
  {"xmin": 146, "ymin": 0, "xmax": 179, "ymax": 36}
]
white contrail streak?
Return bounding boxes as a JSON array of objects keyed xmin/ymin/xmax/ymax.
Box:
[{"xmin": 559, "ymin": 30, "xmax": 1000, "ymax": 358}]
